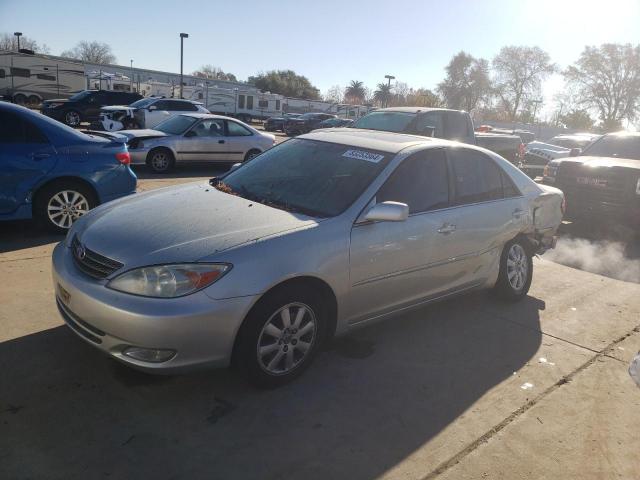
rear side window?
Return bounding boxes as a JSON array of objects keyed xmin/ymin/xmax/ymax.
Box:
[
  {"xmin": 0, "ymin": 111, "xmax": 48, "ymax": 144},
  {"xmin": 414, "ymin": 112, "xmax": 445, "ymax": 138},
  {"xmin": 444, "ymin": 112, "xmax": 472, "ymax": 141},
  {"xmin": 449, "ymin": 148, "xmax": 504, "ymax": 205},
  {"xmin": 377, "ymin": 149, "xmax": 449, "ymax": 214},
  {"xmin": 170, "ymin": 101, "xmax": 198, "ymax": 111}
]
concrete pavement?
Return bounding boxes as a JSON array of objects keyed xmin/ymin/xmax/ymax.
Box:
[{"xmin": 1, "ymin": 171, "xmax": 639, "ymax": 480}]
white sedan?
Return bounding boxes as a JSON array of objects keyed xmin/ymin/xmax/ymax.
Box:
[{"xmin": 119, "ymin": 114, "xmax": 276, "ymax": 173}]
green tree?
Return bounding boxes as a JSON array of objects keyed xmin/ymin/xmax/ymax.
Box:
[
  {"xmin": 492, "ymin": 46, "xmax": 556, "ymax": 121},
  {"xmin": 247, "ymin": 70, "xmax": 320, "ymax": 99},
  {"xmin": 559, "ymin": 109, "xmax": 595, "ymax": 130},
  {"xmin": 374, "ymin": 83, "xmax": 392, "ymax": 107},
  {"xmin": 61, "ymin": 41, "xmax": 116, "ymax": 64},
  {"xmin": 192, "ymin": 65, "xmax": 237, "ymax": 82},
  {"xmin": 564, "ymin": 43, "xmax": 640, "ymax": 128},
  {"xmin": 437, "ymin": 51, "xmax": 491, "ymax": 111},
  {"xmin": 345, "ymin": 80, "xmax": 366, "ymax": 104}
]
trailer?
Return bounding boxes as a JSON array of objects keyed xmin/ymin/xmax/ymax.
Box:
[{"xmin": 0, "ymin": 51, "xmax": 85, "ymax": 105}]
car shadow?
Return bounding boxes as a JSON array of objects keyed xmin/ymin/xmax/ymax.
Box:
[
  {"xmin": 132, "ymin": 164, "xmax": 230, "ymax": 181},
  {"xmin": 0, "ymin": 220, "xmax": 62, "ymax": 254},
  {"xmin": 0, "ymin": 292, "xmax": 544, "ymax": 479}
]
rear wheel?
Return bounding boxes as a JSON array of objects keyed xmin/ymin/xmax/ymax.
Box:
[
  {"xmin": 234, "ymin": 286, "xmax": 327, "ymax": 388},
  {"xmin": 493, "ymin": 238, "xmax": 533, "ymax": 301},
  {"xmin": 63, "ymin": 110, "xmax": 81, "ymax": 127},
  {"xmin": 13, "ymin": 93, "xmax": 27, "ymax": 106},
  {"xmin": 146, "ymin": 148, "xmax": 175, "ymax": 173},
  {"xmin": 34, "ymin": 181, "xmax": 97, "ymax": 234},
  {"xmin": 27, "ymin": 95, "xmax": 41, "ymax": 107}
]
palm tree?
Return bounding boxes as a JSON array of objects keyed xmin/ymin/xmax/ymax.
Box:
[
  {"xmin": 345, "ymin": 80, "xmax": 366, "ymax": 104},
  {"xmin": 374, "ymin": 83, "xmax": 392, "ymax": 107}
]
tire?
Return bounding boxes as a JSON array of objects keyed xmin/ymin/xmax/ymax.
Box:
[
  {"xmin": 146, "ymin": 148, "xmax": 175, "ymax": 173},
  {"xmin": 234, "ymin": 285, "xmax": 328, "ymax": 388},
  {"xmin": 13, "ymin": 93, "xmax": 27, "ymax": 106},
  {"xmin": 27, "ymin": 95, "xmax": 41, "ymax": 107},
  {"xmin": 244, "ymin": 149, "xmax": 261, "ymax": 162},
  {"xmin": 63, "ymin": 110, "xmax": 82, "ymax": 127},
  {"xmin": 493, "ymin": 238, "xmax": 533, "ymax": 301},
  {"xmin": 123, "ymin": 118, "xmax": 138, "ymax": 129},
  {"xmin": 34, "ymin": 181, "xmax": 97, "ymax": 234}
]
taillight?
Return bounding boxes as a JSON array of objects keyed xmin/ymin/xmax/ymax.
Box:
[
  {"xmin": 115, "ymin": 151, "xmax": 131, "ymax": 165},
  {"xmin": 518, "ymin": 143, "xmax": 525, "ymax": 159}
]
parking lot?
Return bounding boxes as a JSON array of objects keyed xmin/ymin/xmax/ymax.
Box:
[{"xmin": 1, "ymin": 145, "xmax": 640, "ymax": 479}]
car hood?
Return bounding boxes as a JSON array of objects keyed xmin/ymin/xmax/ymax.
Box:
[
  {"xmin": 75, "ymin": 182, "xmax": 320, "ymax": 268},
  {"xmin": 116, "ymin": 129, "xmax": 169, "ymax": 140},
  {"xmin": 560, "ymin": 155, "xmax": 640, "ymax": 169}
]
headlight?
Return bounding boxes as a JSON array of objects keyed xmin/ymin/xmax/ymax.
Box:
[{"xmin": 107, "ymin": 263, "xmax": 231, "ymax": 298}]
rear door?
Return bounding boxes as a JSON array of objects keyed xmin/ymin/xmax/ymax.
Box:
[
  {"xmin": 175, "ymin": 118, "xmax": 228, "ymax": 162},
  {"xmin": 224, "ymin": 120, "xmax": 257, "ymax": 162},
  {"xmin": 0, "ymin": 111, "xmax": 58, "ymax": 214},
  {"xmin": 348, "ymin": 148, "xmax": 458, "ymax": 323},
  {"xmin": 436, "ymin": 147, "xmax": 524, "ymax": 288}
]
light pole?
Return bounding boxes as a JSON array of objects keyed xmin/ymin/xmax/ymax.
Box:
[
  {"xmin": 179, "ymin": 33, "xmax": 189, "ymax": 99},
  {"xmin": 14, "ymin": 32, "xmax": 22, "ymax": 51},
  {"xmin": 384, "ymin": 74, "xmax": 395, "ymax": 108},
  {"xmin": 130, "ymin": 59, "xmax": 134, "ymax": 91}
]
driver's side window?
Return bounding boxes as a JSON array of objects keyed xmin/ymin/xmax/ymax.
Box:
[
  {"xmin": 414, "ymin": 112, "xmax": 444, "ymax": 138},
  {"xmin": 191, "ymin": 119, "xmax": 225, "ymax": 137},
  {"xmin": 376, "ymin": 149, "xmax": 450, "ymax": 214}
]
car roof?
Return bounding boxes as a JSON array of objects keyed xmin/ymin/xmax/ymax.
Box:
[
  {"xmin": 178, "ymin": 113, "xmax": 239, "ymax": 120},
  {"xmin": 300, "ymin": 127, "xmax": 457, "ymax": 153},
  {"xmin": 370, "ymin": 107, "xmax": 464, "ymax": 114},
  {"xmin": 604, "ymin": 130, "xmax": 640, "ymax": 137}
]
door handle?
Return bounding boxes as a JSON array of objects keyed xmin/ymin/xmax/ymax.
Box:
[
  {"xmin": 31, "ymin": 153, "xmax": 51, "ymax": 160},
  {"xmin": 218, "ymin": 140, "xmax": 225, "ymax": 144},
  {"xmin": 437, "ymin": 223, "xmax": 456, "ymax": 234}
]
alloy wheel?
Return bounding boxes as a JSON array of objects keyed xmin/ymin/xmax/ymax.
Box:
[
  {"xmin": 47, "ymin": 190, "xmax": 89, "ymax": 229},
  {"xmin": 506, "ymin": 244, "xmax": 528, "ymax": 291},
  {"xmin": 151, "ymin": 152, "xmax": 169, "ymax": 171},
  {"xmin": 256, "ymin": 302, "xmax": 317, "ymax": 375},
  {"xmin": 65, "ymin": 111, "xmax": 80, "ymax": 127}
]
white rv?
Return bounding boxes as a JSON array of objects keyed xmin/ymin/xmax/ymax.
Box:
[
  {"xmin": 185, "ymin": 84, "xmax": 284, "ymax": 122},
  {"xmin": 0, "ymin": 51, "xmax": 85, "ymax": 105}
]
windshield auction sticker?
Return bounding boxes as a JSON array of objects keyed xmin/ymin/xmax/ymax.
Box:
[{"xmin": 342, "ymin": 149, "xmax": 385, "ymax": 163}]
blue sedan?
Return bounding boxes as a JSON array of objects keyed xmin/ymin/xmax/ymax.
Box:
[{"xmin": 0, "ymin": 102, "xmax": 137, "ymax": 233}]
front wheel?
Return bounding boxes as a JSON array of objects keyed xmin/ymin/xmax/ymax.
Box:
[
  {"xmin": 63, "ymin": 110, "xmax": 81, "ymax": 127},
  {"xmin": 146, "ymin": 148, "xmax": 175, "ymax": 173},
  {"xmin": 34, "ymin": 181, "xmax": 97, "ymax": 234},
  {"xmin": 244, "ymin": 149, "xmax": 261, "ymax": 162},
  {"xmin": 234, "ymin": 286, "xmax": 327, "ymax": 388},
  {"xmin": 493, "ymin": 239, "xmax": 533, "ymax": 301}
]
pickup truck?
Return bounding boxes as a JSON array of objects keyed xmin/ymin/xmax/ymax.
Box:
[
  {"xmin": 542, "ymin": 131, "xmax": 640, "ymax": 227},
  {"xmin": 351, "ymin": 107, "xmax": 524, "ymax": 164}
]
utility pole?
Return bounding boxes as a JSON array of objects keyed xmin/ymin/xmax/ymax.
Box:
[
  {"xmin": 384, "ymin": 74, "xmax": 395, "ymax": 108},
  {"xmin": 179, "ymin": 33, "xmax": 189, "ymax": 99},
  {"xmin": 130, "ymin": 59, "xmax": 134, "ymax": 92}
]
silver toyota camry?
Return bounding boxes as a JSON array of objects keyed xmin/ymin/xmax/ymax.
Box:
[
  {"xmin": 52, "ymin": 129, "xmax": 564, "ymax": 387},
  {"xmin": 119, "ymin": 113, "xmax": 276, "ymax": 173}
]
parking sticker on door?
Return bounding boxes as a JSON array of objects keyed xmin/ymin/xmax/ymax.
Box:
[{"xmin": 342, "ymin": 150, "xmax": 385, "ymax": 163}]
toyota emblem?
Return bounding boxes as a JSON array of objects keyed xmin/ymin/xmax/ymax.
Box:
[{"xmin": 75, "ymin": 243, "xmax": 86, "ymax": 260}]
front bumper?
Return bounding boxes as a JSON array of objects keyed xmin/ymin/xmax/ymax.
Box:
[{"xmin": 52, "ymin": 242, "xmax": 257, "ymax": 373}]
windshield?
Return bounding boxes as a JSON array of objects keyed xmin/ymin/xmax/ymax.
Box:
[
  {"xmin": 130, "ymin": 98, "xmax": 157, "ymax": 109},
  {"xmin": 352, "ymin": 111, "xmax": 415, "ymax": 133},
  {"xmin": 582, "ymin": 135, "xmax": 640, "ymax": 160},
  {"xmin": 299, "ymin": 113, "xmax": 319, "ymax": 119},
  {"xmin": 69, "ymin": 91, "xmax": 93, "ymax": 101},
  {"xmin": 154, "ymin": 115, "xmax": 198, "ymax": 135},
  {"xmin": 217, "ymin": 138, "xmax": 391, "ymax": 217}
]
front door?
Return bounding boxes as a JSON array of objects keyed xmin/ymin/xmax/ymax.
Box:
[
  {"xmin": 175, "ymin": 118, "xmax": 229, "ymax": 162},
  {"xmin": 347, "ymin": 148, "xmax": 457, "ymax": 323},
  {"xmin": 224, "ymin": 120, "xmax": 257, "ymax": 163},
  {"xmin": 0, "ymin": 110, "xmax": 58, "ymax": 214},
  {"xmin": 145, "ymin": 100, "xmax": 172, "ymax": 128}
]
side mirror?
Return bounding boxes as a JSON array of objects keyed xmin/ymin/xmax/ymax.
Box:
[
  {"xmin": 184, "ymin": 130, "xmax": 197, "ymax": 137},
  {"xmin": 569, "ymin": 147, "xmax": 581, "ymax": 157},
  {"xmin": 148, "ymin": 105, "xmax": 157, "ymax": 111},
  {"xmin": 229, "ymin": 162, "xmax": 242, "ymax": 172},
  {"xmin": 362, "ymin": 201, "xmax": 409, "ymax": 223}
]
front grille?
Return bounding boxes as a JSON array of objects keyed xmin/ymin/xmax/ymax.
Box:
[
  {"xmin": 71, "ymin": 236, "xmax": 123, "ymax": 279},
  {"xmin": 57, "ymin": 299, "xmax": 104, "ymax": 344}
]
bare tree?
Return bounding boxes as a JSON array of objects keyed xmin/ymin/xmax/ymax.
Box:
[
  {"xmin": 324, "ymin": 85, "xmax": 344, "ymax": 103},
  {"xmin": 61, "ymin": 41, "xmax": 116, "ymax": 64},
  {"xmin": 564, "ymin": 43, "xmax": 640, "ymax": 130},
  {"xmin": 492, "ymin": 46, "xmax": 556, "ymax": 121},
  {"xmin": 437, "ymin": 51, "xmax": 491, "ymax": 111},
  {"xmin": 0, "ymin": 32, "xmax": 50, "ymax": 53},
  {"xmin": 192, "ymin": 64, "xmax": 237, "ymax": 82}
]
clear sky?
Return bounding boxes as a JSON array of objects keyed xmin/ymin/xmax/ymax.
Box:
[{"xmin": 2, "ymin": 0, "xmax": 639, "ymax": 118}]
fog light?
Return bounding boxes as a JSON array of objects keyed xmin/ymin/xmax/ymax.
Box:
[{"xmin": 123, "ymin": 346, "xmax": 176, "ymax": 363}]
